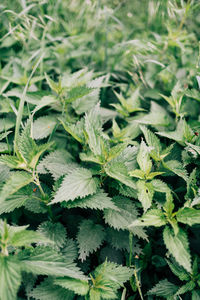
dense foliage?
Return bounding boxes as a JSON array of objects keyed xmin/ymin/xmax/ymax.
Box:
[{"xmin": 0, "ymin": 0, "xmax": 200, "ymax": 299}]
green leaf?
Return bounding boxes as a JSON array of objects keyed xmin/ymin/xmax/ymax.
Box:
[
  {"xmin": 62, "ymin": 189, "xmax": 118, "ymax": 211},
  {"xmin": 163, "ymin": 226, "xmax": 192, "ymax": 273},
  {"xmin": 84, "ymin": 103, "xmax": 104, "ymax": 156},
  {"xmin": 129, "ymin": 169, "xmax": 145, "ymax": 179},
  {"xmin": 176, "ymin": 207, "xmax": 200, "ymax": 226},
  {"xmin": 29, "ymin": 278, "xmax": 74, "ymax": 300},
  {"xmin": 137, "ymin": 101, "xmax": 172, "ymax": 127},
  {"xmin": 0, "ymin": 171, "xmax": 33, "ymax": 201},
  {"xmin": 67, "ymin": 85, "xmax": 93, "ymax": 103},
  {"xmin": 137, "ymin": 180, "xmax": 154, "ymax": 211},
  {"xmin": 192, "ymin": 290, "xmax": 200, "ymax": 300},
  {"xmin": 167, "ymin": 260, "xmax": 190, "ymax": 281},
  {"xmin": 37, "ymin": 221, "xmax": 67, "ymax": 249},
  {"xmin": 157, "ymin": 119, "xmax": 193, "ymax": 145},
  {"xmin": 137, "ymin": 140, "xmax": 152, "ymax": 174},
  {"xmin": 50, "ymin": 168, "xmax": 99, "ymax": 204},
  {"xmin": 60, "ymin": 118, "xmax": 85, "ymax": 144},
  {"xmin": 104, "ymin": 196, "xmax": 147, "ymax": 240},
  {"xmin": 140, "ymin": 125, "xmax": 162, "ymax": 161},
  {"xmin": 163, "ymin": 160, "xmax": 188, "ymax": 181},
  {"xmin": 37, "ymin": 149, "xmax": 75, "ymax": 180},
  {"xmin": 19, "ymin": 247, "xmax": 86, "ymax": 279},
  {"xmin": 0, "ymin": 256, "xmax": 21, "ymax": 300},
  {"xmin": 147, "ymin": 279, "xmax": 178, "ymax": 297},
  {"xmin": 77, "ymin": 219, "xmax": 105, "ymax": 261},
  {"xmin": 129, "ymin": 209, "xmax": 167, "ymax": 227},
  {"xmin": 32, "ymin": 116, "xmax": 57, "ymax": 140},
  {"xmin": 175, "ymin": 281, "xmax": 196, "ymax": 296},
  {"xmin": 54, "ymin": 277, "xmax": 89, "ymax": 296}
]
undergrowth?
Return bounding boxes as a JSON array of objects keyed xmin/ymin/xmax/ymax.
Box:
[{"xmin": 0, "ymin": 0, "xmax": 200, "ymax": 299}]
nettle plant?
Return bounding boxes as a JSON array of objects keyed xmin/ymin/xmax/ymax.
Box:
[{"xmin": 0, "ymin": 0, "xmax": 200, "ymax": 299}]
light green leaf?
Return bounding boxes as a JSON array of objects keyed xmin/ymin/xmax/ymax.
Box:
[
  {"xmin": 163, "ymin": 160, "xmax": 188, "ymax": 181},
  {"xmin": 163, "ymin": 226, "xmax": 191, "ymax": 272},
  {"xmin": 137, "ymin": 180, "xmax": 154, "ymax": 211},
  {"xmin": 62, "ymin": 189, "xmax": 118, "ymax": 210},
  {"xmin": 37, "ymin": 221, "xmax": 67, "ymax": 249},
  {"xmin": 50, "ymin": 168, "xmax": 99, "ymax": 204},
  {"xmin": 0, "ymin": 256, "xmax": 21, "ymax": 300},
  {"xmin": 176, "ymin": 207, "xmax": 200, "ymax": 226},
  {"xmin": 19, "ymin": 247, "xmax": 86, "ymax": 279},
  {"xmin": 84, "ymin": 103, "xmax": 104, "ymax": 156},
  {"xmin": 129, "ymin": 209, "xmax": 166, "ymax": 227},
  {"xmin": 147, "ymin": 279, "xmax": 178, "ymax": 297},
  {"xmin": 32, "ymin": 116, "xmax": 57, "ymax": 140},
  {"xmin": 29, "ymin": 278, "xmax": 74, "ymax": 300},
  {"xmin": 0, "ymin": 171, "xmax": 33, "ymax": 201},
  {"xmin": 140, "ymin": 125, "xmax": 162, "ymax": 161},
  {"xmin": 54, "ymin": 277, "xmax": 89, "ymax": 296},
  {"xmin": 137, "ymin": 140, "xmax": 152, "ymax": 174},
  {"xmin": 77, "ymin": 219, "xmax": 105, "ymax": 261}
]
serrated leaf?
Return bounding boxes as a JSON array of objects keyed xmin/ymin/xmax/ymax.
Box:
[
  {"xmin": 163, "ymin": 226, "xmax": 191, "ymax": 272},
  {"xmin": 50, "ymin": 168, "xmax": 99, "ymax": 204},
  {"xmin": 129, "ymin": 209, "xmax": 166, "ymax": 227},
  {"xmin": 0, "ymin": 256, "xmax": 21, "ymax": 300},
  {"xmin": 167, "ymin": 260, "xmax": 190, "ymax": 281},
  {"xmin": 77, "ymin": 219, "xmax": 105, "ymax": 261},
  {"xmin": 0, "ymin": 171, "xmax": 33, "ymax": 201},
  {"xmin": 29, "ymin": 278, "xmax": 74, "ymax": 300},
  {"xmin": 147, "ymin": 279, "xmax": 178, "ymax": 297},
  {"xmin": 157, "ymin": 119, "xmax": 193, "ymax": 145},
  {"xmin": 60, "ymin": 118, "xmax": 85, "ymax": 143},
  {"xmin": 137, "ymin": 101, "xmax": 172, "ymax": 127},
  {"xmin": 62, "ymin": 189, "xmax": 118, "ymax": 210},
  {"xmin": 163, "ymin": 160, "xmax": 188, "ymax": 181},
  {"xmin": 140, "ymin": 125, "xmax": 162, "ymax": 160},
  {"xmin": 37, "ymin": 221, "xmax": 67, "ymax": 249},
  {"xmin": 137, "ymin": 140, "xmax": 152, "ymax": 174},
  {"xmin": 54, "ymin": 277, "xmax": 89, "ymax": 296},
  {"xmin": 137, "ymin": 180, "xmax": 154, "ymax": 211},
  {"xmin": 32, "ymin": 116, "xmax": 57, "ymax": 139},
  {"xmin": 84, "ymin": 103, "xmax": 104, "ymax": 156},
  {"xmin": 19, "ymin": 247, "xmax": 86, "ymax": 279},
  {"xmin": 175, "ymin": 281, "xmax": 196, "ymax": 296},
  {"xmin": 176, "ymin": 207, "xmax": 200, "ymax": 226}
]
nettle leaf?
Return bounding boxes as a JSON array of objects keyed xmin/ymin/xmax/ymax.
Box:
[
  {"xmin": 77, "ymin": 219, "xmax": 106, "ymax": 261},
  {"xmin": 176, "ymin": 207, "xmax": 200, "ymax": 226},
  {"xmin": 60, "ymin": 118, "xmax": 85, "ymax": 144},
  {"xmin": 37, "ymin": 221, "xmax": 67, "ymax": 249},
  {"xmin": 62, "ymin": 189, "xmax": 118, "ymax": 211},
  {"xmin": 137, "ymin": 140, "xmax": 152, "ymax": 174},
  {"xmin": 0, "ymin": 155, "xmax": 24, "ymax": 169},
  {"xmin": 175, "ymin": 281, "xmax": 196, "ymax": 296},
  {"xmin": 54, "ymin": 277, "xmax": 89, "ymax": 296},
  {"xmin": 29, "ymin": 278, "xmax": 74, "ymax": 300},
  {"xmin": 16, "ymin": 121, "xmax": 53, "ymax": 169},
  {"xmin": 19, "ymin": 246, "xmax": 86, "ymax": 279},
  {"xmin": 91, "ymin": 261, "xmax": 134, "ymax": 296},
  {"xmin": 84, "ymin": 103, "xmax": 104, "ymax": 157},
  {"xmin": 37, "ymin": 149, "xmax": 75, "ymax": 180},
  {"xmin": 0, "ymin": 256, "xmax": 21, "ymax": 300},
  {"xmin": 32, "ymin": 116, "xmax": 57, "ymax": 140},
  {"xmin": 0, "ymin": 171, "xmax": 33, "ymax": 201},
  {"xmin": 163, "ymin": 226, "xmax": 191, "ymax": 273},
  {"xmin": 163, "ymin": 160, "xmax": 188, "ymax": 181},
  {"xmin": 137, "ymin": 101, "xmax": 173, "ymax": 127},
  {"xmin": 129, "ymin": 209, "xmax": 167, "ymax": 227},
  {"xmin": 167, "ymin": 260, "xmax": 190, "ymax": 281},
  {"xmin": 137, "ymin": 180, "xmax": 154, "ymax": 211},
  {"xmin": 147, "ymin": 279, "xmax": 178, "ymax": 298},
  {"xmin": 157, "ymin": 119, "xmax": 193, "ymax": 145},
  {"xmin": 50, "ymin": 168, "xmax": 99, "ymax": 204},
  {"xmin": 140, "ymin": 125, "xmax": 162, "ymax": 160},
  {"xmin": 67, "ymin": 85, "xmax": 93, "ymax": 103},
  {"xmin": 104, "ymin": 196, "xmax": 147, "ymax": 240}
]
